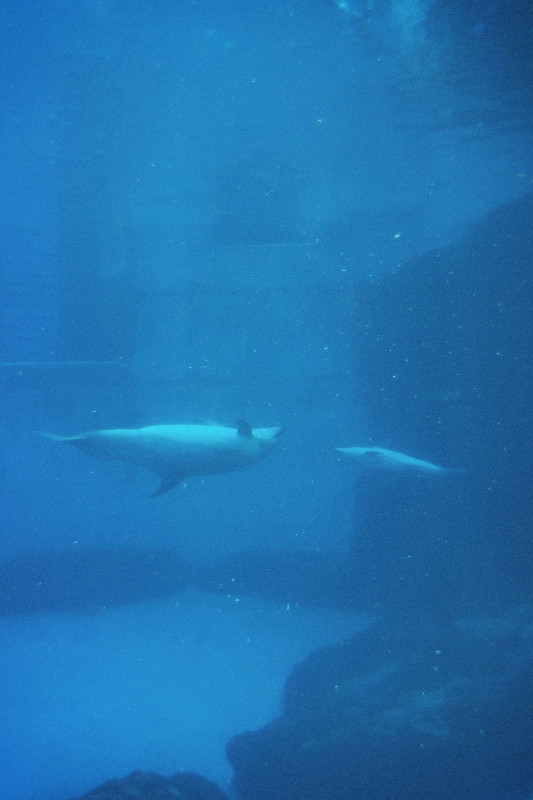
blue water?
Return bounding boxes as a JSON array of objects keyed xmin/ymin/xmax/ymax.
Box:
[{"xmin": 1, "ymin": 2, "xmax": 532, "ymax": 799}]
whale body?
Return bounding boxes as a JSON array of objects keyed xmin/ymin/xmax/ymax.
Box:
[
  {"xmin": 44, "ymin": 420, "xmax": 284, "ymax": 496},
  {"xmin": 335, "ymin": 446, "xmax": 455, "ymax": 476}
]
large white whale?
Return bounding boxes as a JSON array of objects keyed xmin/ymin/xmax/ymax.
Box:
[
  {"xmin": 44, "ymin": 420, "xmax": 284, "ymax": 496},
  {"xmin": 335, "ymin": 445, "xmax": 460, "ymax": 476}
]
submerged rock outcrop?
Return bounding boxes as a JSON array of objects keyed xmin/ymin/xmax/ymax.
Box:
[
  {"xmin": 69, "ymin": 770, "xmax": 230, "ymax": 800},
  {"xmin": 192, "ymin": 548, "xmax": 358, "ymax": 608},
  {"xmin": 349, "ymin": 192, "xmax": 533, "ymax": 615},
  {"xmin": 0, "ymin": 548, "xmax": 189, "ymax": 615},
  {"xmin": 227, "ymin": 611, "xmax": 533, "ymax": 800}
]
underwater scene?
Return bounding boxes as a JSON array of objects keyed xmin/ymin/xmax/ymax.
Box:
[{"xmin": 1, "ymin": 2, "xmax": 532, "ymax": 799}]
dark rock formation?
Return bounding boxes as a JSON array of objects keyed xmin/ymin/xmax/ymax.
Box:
[
  {"xmin": 0, "ymin": 546, "xmax": 361, "ymax": 617},
  {"xmin": 68, "ymin": 770, "xmax": 230, "ymax": 800},
  {"xmin": 227, "ymin": 612, "xmax": 533, "ymax": 800},
  {"xmin": 193, "ymin": 549, "xmax": 359, "ymax": 608},
  {"xmin": 347, "ymin": 191, "xmax": 533, "ymax": 616},
  {"xmin": 0, "ymin": 548, "xmax": 189, "ymax": 615}
]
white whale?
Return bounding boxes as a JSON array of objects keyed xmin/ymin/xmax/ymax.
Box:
[
  {"xmin": 44, "ymin": 420, "xmax": 284, "ymax": 497},
  {"xmin": 335, "ymin": 446, "xmax": 459, "ymax": 476}
]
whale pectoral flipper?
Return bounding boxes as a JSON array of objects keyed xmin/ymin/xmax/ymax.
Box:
[{"xmin": 150, "ymin": 474, "xmax": 187, "ymax": 498}]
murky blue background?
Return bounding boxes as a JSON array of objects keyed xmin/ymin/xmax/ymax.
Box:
[{"xmin": 1, "ymin": 2, "xmax": 532, "ymax": 799}]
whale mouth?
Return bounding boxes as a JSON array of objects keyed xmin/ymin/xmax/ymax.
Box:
[{"xmin": 252, "ymin": 426, "xmax": 286, "ymax": 441}]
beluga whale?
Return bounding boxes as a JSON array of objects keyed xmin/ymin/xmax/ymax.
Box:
[
  {"xmin": 335, "ymin": 445, "xmax": 462, "ymax": 477},
  {"xmin": 44, "ymin": 420, "xmax": 284, "ymax": 497}
]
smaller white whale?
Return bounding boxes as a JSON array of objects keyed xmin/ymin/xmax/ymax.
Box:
[
  {"xmin": 44, "ymin": 420, "xmax": 284, "ymax": 497},
  {"xmin": 335, "ymin": 446, "xmax": 460, "ymax": 476}
]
